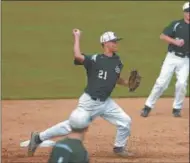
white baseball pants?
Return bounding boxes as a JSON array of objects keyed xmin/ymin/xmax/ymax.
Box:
[
  {"xmin": 145, "ymin": 52, "xmax": 189, "ymax": 109},
  {"xmin": 39, "ymin": 93, "xmax": 131, "ymax": 147}
]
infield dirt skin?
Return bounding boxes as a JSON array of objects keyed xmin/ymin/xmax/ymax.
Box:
[{"xmin": 2, "ymin": 98, "xmax": 189, "ymax": 163}]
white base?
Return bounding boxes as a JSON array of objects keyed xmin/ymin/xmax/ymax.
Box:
[{"xmin": 20, "ymin": 140, "xmax": 56, "ymax": 148}]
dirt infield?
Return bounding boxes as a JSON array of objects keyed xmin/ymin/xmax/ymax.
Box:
[{"xmin": 2, "ymin": 98, "xmax": 189, "ymax": 163}]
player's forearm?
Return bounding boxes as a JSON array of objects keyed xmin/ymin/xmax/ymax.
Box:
[
  {"xmin": 117, "ymin": 77, "xmax": 128, "ymax": 87},
  {"xmin": 160, "ymin": 34, "xmax": 177, "ymax": 46},
  {"xmin": 73, "ymin": 37, "xmax": 84, "ymax": 62}
]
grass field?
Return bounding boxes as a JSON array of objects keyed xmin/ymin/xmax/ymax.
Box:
[{"xmin": 2, "ymin": 1, "xmax": 189, "ymax": 99}]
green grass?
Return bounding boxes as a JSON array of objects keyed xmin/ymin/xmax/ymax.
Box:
[{"xmin": 2, "ymin": 1, "xmax": 189, "ymax": 99}]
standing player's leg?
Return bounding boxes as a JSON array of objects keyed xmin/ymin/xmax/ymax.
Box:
[
  {"xmin": 141, "ymin": 52, "xmax": 176, "ymax": 117},
  {"xmin": 173, "ymin": 57, "xmax": 189, "ymax": 117},
  {"xmin": 100, "ymin": 98, "xmax": 132, "ymax": 157}
]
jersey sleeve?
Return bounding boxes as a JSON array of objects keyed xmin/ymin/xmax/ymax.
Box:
[
  {"xmin": 74, "ymin": 53, "xmax": 97, "ymax": 69},
  {"xmin": 119, "ymin": 61, "xmax": 124, "ymax": 71},
  {"xmin": 162, "ymin": 20, "xmax": 178, "ymax": 37},
  {"xmin": 116, "ymin": 60, "xmax": 124, "ymax": 78}
]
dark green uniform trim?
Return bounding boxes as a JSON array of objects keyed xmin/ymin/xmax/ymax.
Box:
[{"xmin": 162, "ymin": 19, "xmax": 190, "ymax": 57}]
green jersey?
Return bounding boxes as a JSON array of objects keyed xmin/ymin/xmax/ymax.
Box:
[
  {"xmin": 162, "ymin": 19, "xmax": 189, "ymax": 57},
  {"xmin": 48, "ymin": 138, "xmax": 89, "ymax": 163},
  {"xmin": 74, "ymin": 53, "xmax": 123, "ymax": 101}
]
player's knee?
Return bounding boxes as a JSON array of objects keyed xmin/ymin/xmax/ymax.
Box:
[
  {"xmin": 155, "ymin": 79, "xmax": 168, "ymax": 90},
  {"xmin": 121, "ymin": 115, "xmax": 132, "ymax": 129},
  {"xmin": 176, "ymin": 81, "xmax": 187, "ymax": 89}
]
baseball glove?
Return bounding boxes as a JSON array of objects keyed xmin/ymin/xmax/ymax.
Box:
[{"xmin": 128, "ymin": 70, "xmax": 141, "ymax": 92}]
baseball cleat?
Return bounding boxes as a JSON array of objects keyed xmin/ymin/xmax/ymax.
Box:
[
  {"xmin": 172, "ymin": 109, "xmax": 181, "ymax": 117},
  {"xmin": 140, "ymin": 106, "xmax": 151, "ymax": 117},
  {"xmin": 27, "ymin": 132, "xmax": 42, "ymax": 156},
  {"xmin": 113, "ymin": 147, "xmax": 134, "ymax": 157}
]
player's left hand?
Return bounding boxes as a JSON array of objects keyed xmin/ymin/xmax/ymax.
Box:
[{"xmin": 128, "ymin": 70, "xmax": 141, "ymax": 92}]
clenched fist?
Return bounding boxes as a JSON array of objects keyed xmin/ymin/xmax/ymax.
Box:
[
  {"xmin": 175, "ymin": 39, "xmax": 184, "ymax": 47},
  {"xmin": 73, "ymin": 29, "xmax": 81, "ymax": 38}
]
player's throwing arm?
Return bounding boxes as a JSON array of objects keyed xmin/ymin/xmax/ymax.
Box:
[{"xmin": 26, "ymin": 28, "xmax": 142, "ymax": 158}]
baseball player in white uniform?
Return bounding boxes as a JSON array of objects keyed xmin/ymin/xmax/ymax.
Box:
[
  {"xmin": 141, "ymin": 2, "xmax": 189, "ymax": 117},
  {"xmin": 27, "ymin": 29, "xmax": 136, "ymax": 157}
]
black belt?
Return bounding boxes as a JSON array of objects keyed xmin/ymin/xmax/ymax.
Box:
[
  {"xmin": 171, "ymin": 51, "xmax": 189, "ymax": 58},
  {"xmin": 91, "ymin": 97, "xmax": 105, "ymax": 102}
]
